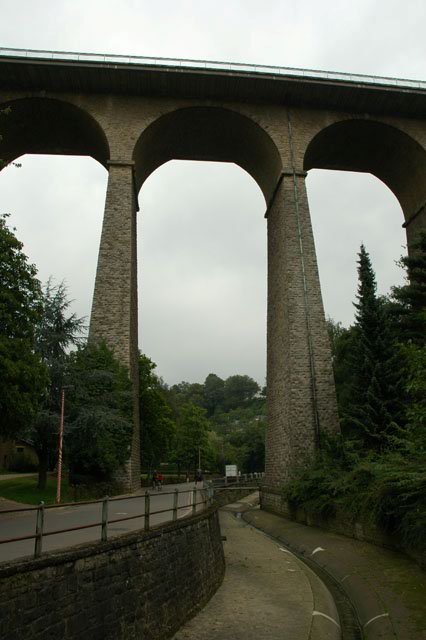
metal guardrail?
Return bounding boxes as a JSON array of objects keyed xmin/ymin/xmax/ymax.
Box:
[
  {"xmin": 0, "ymin": 47, "xmax": 425, "ymax": 91},
  {"xmin": 0, "ymin": 485, "xmax": 213, "ymax": 559},
  {"xmin": 211, "ymin": 472, "xmax": 265, "ymax": 488}
]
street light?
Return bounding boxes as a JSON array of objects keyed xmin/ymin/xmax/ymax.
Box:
[{"xmin": 56, "ymin": 385, "xmax": 73, "ymax": 504}]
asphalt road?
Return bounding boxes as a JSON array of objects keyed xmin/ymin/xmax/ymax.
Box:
[{"xmin": 0, "ymin": 482, "xmax": 202, "ymax": 563}]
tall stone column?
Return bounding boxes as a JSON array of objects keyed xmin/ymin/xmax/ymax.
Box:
[
  {"xmin": 265, "ymin": 172, "xmax": 339, "ymax": 491},
  {"xmin": 89, "ymin": 161, "xmax": 140, "ymax": 491}
]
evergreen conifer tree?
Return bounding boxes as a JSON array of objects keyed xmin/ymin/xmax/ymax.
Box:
[{"xmin": 345, "ymin": 245, "xmax": 403, "ymax": 448}]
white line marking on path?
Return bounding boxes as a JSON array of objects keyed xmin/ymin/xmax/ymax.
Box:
[
  {"xmin": 312, "ymin": 611, "xmax": 341, "ymax": 628},
  {"xmin": 364, "ymin": 613, "xmax": 389, "ymax": 629},
  {"xmin": 311, "ymin": 546, "xmax": 325, "ymax": 555}
]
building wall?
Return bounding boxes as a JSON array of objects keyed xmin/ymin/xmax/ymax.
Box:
[{"xmin": 0, "ymin": 441, "xmax": 39, "ymax": 470}]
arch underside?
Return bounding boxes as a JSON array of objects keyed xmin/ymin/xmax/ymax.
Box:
[
  {"xmin": 304, "ymin": 119, "xmax": 426, "ymax": 225},
  {"xmin": 0, "ymin": 97, "xmax": 109, "ymax": 167},
  {"xmin": 133, "ymin": 107, "xmax": 283, "ymax": 204}
]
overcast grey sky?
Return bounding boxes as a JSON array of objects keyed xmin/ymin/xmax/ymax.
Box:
[{"xmin": 0, "ymin": 0, "xmax": 424, "ymax": 384}]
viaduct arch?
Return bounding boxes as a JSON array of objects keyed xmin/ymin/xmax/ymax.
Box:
[
  {"xmin": 304, "ymin": 118, "xmax": 426, "ymax": 245},
  {"xmin": 1, "ymin": 50, "xmax": 425, "ymax": 494}
]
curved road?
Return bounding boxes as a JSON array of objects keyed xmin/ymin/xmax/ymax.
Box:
[{"xmin": 0, "ymin": 482, "xmax": 201, "ymax": 563}]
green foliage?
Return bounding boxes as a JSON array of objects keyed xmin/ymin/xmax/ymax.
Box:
[
  {"xmin": 283, "ymin": 437, "xmax": 426, "ymax": 551},
  {"xmin": 203, "ymin": 373, "xmax": 225, "ymax": 416},
  {"xmin": 139, "ymin": 353, "xmax": 176, "ymax": 469},
  {"xmin": 0, "ymin": 214, "xmax": 47, "ymax": 437},
  {"xmin": 160, "ymin": 371, "xmax": 265, "ymax": 474},
  {"xmin": 35, "ymin": 278, "xmax": 85, "ymax": 373},
  {"xmin": 284, "ymin": 240, "xmax": 426, "ymax": 553},
  {"xmin": 326, "ymin": 318, "xmax": 358, "ymax": 416},
  {"xmin": 390, "ymin": 233, "xmax": 426, "ymax": 344},
  {"xmin": 171, "ymin": 402, "xmax": 211, "ymax": 472},
  {"xmin": 226, "ymin": 418, "xmax": 265, "ymax": 474},
  {"xmin": 65, "ymin": 341, "xmax": 133, "ymax": 480},
  {"xmin": 223, "ymin": 374, "xmax": 260, "ymax": 411},
  {"xmin": 402, "ymin": 343, "xmax": 426, "ymax": 439},
  {"xmin": 343, "ymin": 245, "xmax": 404, "ymax": 447},
  {"xmin": 0, "ymin": 474, "xmax": 71, "ymax": 505},
  {"xmin": 31, "ymin": 279, "xmax": 86, "ymax": 488}
]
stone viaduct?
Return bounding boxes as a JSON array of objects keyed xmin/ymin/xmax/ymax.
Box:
[{"xmin": 1, "ymin": 49, "xmax": 425, "ymax": 495}]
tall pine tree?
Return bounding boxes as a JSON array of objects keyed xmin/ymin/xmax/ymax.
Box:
[{"xmin": 345, "ymin": 245, "xmax": 403, "ymax": 448}]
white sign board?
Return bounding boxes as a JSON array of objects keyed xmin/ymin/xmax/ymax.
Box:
[{"xmin": 225, "ymin": 464, "xmax": 238, "ymax": 477}]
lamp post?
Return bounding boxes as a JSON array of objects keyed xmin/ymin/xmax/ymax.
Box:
[{"xmin": 56, "ymin": 385, "xmax": 72, "ymax": 504}]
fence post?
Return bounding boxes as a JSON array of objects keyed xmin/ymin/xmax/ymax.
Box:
[
  {"xmin": 101, "ymin": 496, "xmax": 109, "ymax": 542},
  {"xmin": 34, "ymin": 501, "xmax": 45, "ymax": 558},
  {"xmin": 173, "ymin": 488, "xmax": 179, "ymax": 521},
  {"xmin": 192, "ymin": 487, "xmax": 197, "ymax": 515},
  {"xmin": 144, "ymin": 491, "xmax": 150, "ymax": 530}
]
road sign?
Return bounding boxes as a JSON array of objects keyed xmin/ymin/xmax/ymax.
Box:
[{"xmin": 225, "ymin": 465, "xmax": 238, "ymax": 477}]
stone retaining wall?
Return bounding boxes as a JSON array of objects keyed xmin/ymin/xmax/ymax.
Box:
[
  {"xmin": 213, "ymin": 486, "xmax": 260, "ymax": 508},
  {"xmin": 0, "ymin": 506, "xmax": 224, "ymax": 640}
]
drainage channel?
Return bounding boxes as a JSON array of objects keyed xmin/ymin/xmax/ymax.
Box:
[{"xmin": 235, "ymin": 511, "xmax": 362, "ymax": 640}]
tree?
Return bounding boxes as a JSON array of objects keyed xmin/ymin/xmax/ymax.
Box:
[
  {"xmin": 223, "ymin": 374, "xmax": 260, "ymax": 411},
  {"xmin": 171, "ymin": 403, "xmax": 210, "ymax": 474},
  {"xmin": 345, "ymin": 245, "xmax": 403, "ymax": 447},
  {"xmin": 326, "ymin": 317, "xmax": 358, "ymax": 418},
  {"xmin": 227, "ymin": 418, "xmax": 266, "ymax": 473},
  {"xmin": 139, "ymin": 353, "xmax": 176, "ymax": 471},
  {"xmin": 31, "ymin": 279, "xmax": 85, "ymax": 489},
  {"xmin": 203, "ymin": 373, "xmax": 225, "ymax": 416},
  {"xmin": 168, "ymin": 381, "xmax": 206, "ymax": 412},
  {"xmin": 403, "ymin": 343, "xmax": 426, "ymax": 442},
  {"xmin": 390, "ymin": 233, "xmax": 426, "ymax": 345},
  {"xmin": 65, "ymin": 341, "xmax": 133, "ymax": 481},
  {"xmin": 0, "ymin": 214, "xmax": 47, "ymax": 438}
]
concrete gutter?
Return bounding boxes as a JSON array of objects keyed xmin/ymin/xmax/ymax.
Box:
[{"xmin": 243, "ymin": 506, "xmax": 426, "ymax": 639}]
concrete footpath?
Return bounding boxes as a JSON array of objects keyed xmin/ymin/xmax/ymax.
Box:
[
  {"xmin": 173, "ymin": 496, "xmax": 426, "ymax": 640},
  {"xmin": 172, "ymin": 497, "xmax": 340, "ymax": 640}
]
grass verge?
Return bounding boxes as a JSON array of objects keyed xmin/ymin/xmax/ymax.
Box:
[{"xmin": 0, "ymin": 475, "xmax": 71, "ymax": 505}]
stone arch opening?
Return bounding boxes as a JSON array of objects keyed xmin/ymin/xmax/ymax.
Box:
[
  {"xmin": 0, "ymin": 154, "xmax": 107, "ymax": 326},
  {"xmin": 0, "ymin": 97, "xmax": 110, "ymax": 168},
  {"xmin": 0, "ymin": 98, "xmax": 109, "ymax": 330},
  {"xmin": 303, "ymin": 119, "xmax": 426, "ymax": 245},
  {"xmin": 306, "ymin": 169, "xmax": 406, "ymax": 325},
  {"xmin": 137, "ymin": 159, "xmax": 267, "ymax": 383},
  {"xmin": 132, "ymin": 106, "xmax": 282, "ymax": 204}
]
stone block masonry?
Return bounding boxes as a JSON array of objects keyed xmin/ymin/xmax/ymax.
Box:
[{"xmin": 0, "ymin": 507, "xmax": 225, "ymax": 640}]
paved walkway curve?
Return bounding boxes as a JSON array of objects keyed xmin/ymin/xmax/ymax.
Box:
[{"xmin": 172, "ymin": 500, "xmax": 340, "ymax": 640}]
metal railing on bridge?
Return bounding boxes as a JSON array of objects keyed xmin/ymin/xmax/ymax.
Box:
[{"xmin": 0, "ymin": 47, "xmax": 425, "ymax": 91}]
